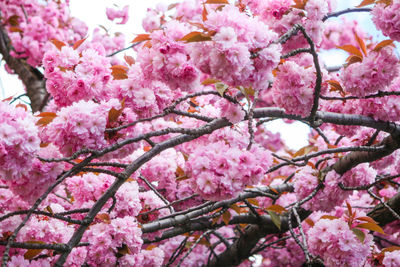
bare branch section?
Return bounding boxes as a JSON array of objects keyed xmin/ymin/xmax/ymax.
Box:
[{"xmin": 0, "ymin": 25, "xmax": 47, "ymax": 112}]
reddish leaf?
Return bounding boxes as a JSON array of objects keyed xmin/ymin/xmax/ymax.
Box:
[
  {"xmin": 376, "ymin": 0, "xmax": 392, "ymax": 5},
  {"xmin": 211, "ymin": 216, "xmax": 220, "ymax": 226},
  {"xmin": 176, "ymin": 174, "xmax": 190, "ymax": 181},
  {"xmin": 36, "ymin": 112, "xmax": 57, "ymax": 127},
  {"xmin": 198, "ymin": 237, "xmax": 212, "ymax": 246},
  {"xmin": 266, "ymin": 204, "xmax": 287, "ymax": 214},
  {"xmin": 346, "ymin": 55, "xmax": 363, "ymax": 66},
  {"xmin": 202, "ymin": 3, "xmax": 208, "ymax": 21},
  {"xmin": 46, "ymin": 206, "xmax": 54, "ymax": 215},
  {"xmin": 2, "ymin": 95, "xmax": 14, "ymax": 102},
  {"xmin": 131, "ymin": 34, "xmax": 151, "ymax": 43},
  {"xmin": 24, "ymin": 241, "xmax": 45, "ymax": 260},
  {"xmin": 201, "ymin": 78, "xmax": 220, "ymax": 86},
  {"xmin": 356, "ymin": 222, "xmax": 385, "ymax": 234},
  {"xmin": 9, "ymin": 26, "xmax": 23, "ymax": 32},
  {"xmin": 179, "ymin": 31, "xmax": 213, "ymax": 42},
  {"xmin": 73, "ymin": 37, "xmax": 87, "ymax": 50},
  {"xmin": 143, "ymin": 146, "xmax": 152, "ymax": 152},
  {"xmin": 337, "ymin": 44, "xmax": 363, "ymax": 58},
  {"xmin": 269, "ymin": 186, "xmax": 279, "ymax": 195},
  {"xmin": 354, "ymin": 32, "xmax": 367, "ymax": 56},
  {"xmin": 247, "ymin": 198, "xmax": 259, "ymax": 207},
  {"xmin": 175, "ymin": 166, "xmax": 185, "ymax": 177},
  {"xmin": 327, "ymin": 143, "xmax": 338, "ymax": 149},
  {"xmin": 222, "ymin": 210, "xmax": 231, "ymax": 225},
  {"xmin": 40, "ymin": 142, "xmax": 49, "ymax": 148},
  {"xmin": 7, "ymin": 15, "xmax": 20, "ymax": 26},
  {"xmin": 320, "ymin": 215, "xmax": 339, "ymax": 220},
  {"xmin": 356, "ymin": 0, "xmax": 376, "ymax": 7},
  {"xmin": 291, "ymin": 0, "xmax": 308, "ymax": 9},
  {"xmin": 327, "ymin": 80, "xmax": 346, "ymax": 96},
  {"xmin": 118, "ymin": 244, "xmax": 132, "ymax": 255},
  {"xmin": 357, "ymin": 216, "xmax": 378, "ymax": 224},
  {"xmin": 205, "ymin": 0, "xmax": 229, "ymax": 3},
  {"xmin": 50, "ymin": 39, "xmax": 66, "ymax": 50},
  {"xmin": 124, "ymin": 55, "xmax": 135, "ymax": 66},
  {"xmin": 373, "ymin": 39, "xmax": 395, "ymax": 52},
  {"xmin": 145, "ymin": 244, "xmax": 157, "ymax": 250},
  {"xmin": 305, "ymin": 218, "xmax": 314, "ymax": 227},
  {"xmin": 346, "ymin": 201, "xmax": 353, "ymax": 217},
  {"xmin": 168, "ymin": 3, "xmax": 179, "ymax": 10},
  {"xmin": 230, "ymin": 204, "xmax": 242, "ymax": 214},
  {"xmin": 108, "ymin": 107, "xmax": 123, "ymax": 124},
  {"xmin": 187, "ymin": 21, "xmax": 208, "ymax": 31},
  {"xmin": 16, "ymin": 103, "xmax": 27, "ymax": 111},
  {"xmin": 36, "ymin": 112, "xmax": 57, "ymax": 118},
  {"xmin": 111, "ymin": 65, "xmax": 129, "ymax": 80},
  {"xmin": 293, "ymin": 145, "xmax": 318, "ymax": 158},
  {"xmin": 143, "ymin": 40, "xmax": 152, "ymax": 48},
  {"xmin": 382, "ymin": 246, "xmax": 400, "ymax": 253},
  {"xmin": 96, "ymin": 213, "xmax": 111, "ymax": 224}
]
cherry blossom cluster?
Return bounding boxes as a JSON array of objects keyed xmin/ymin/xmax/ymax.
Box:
[
  {"xmin": 341, "ymin": 47, "xmax": 399, "ymax": 97},
  {"xmin": 106, "ymin": 5, "xmax": 130, "ymax": 25},
  {"xmin": 271, "ymin": 61, "xmax": 317, "ymax": 117},
  {"xmin": 43, "ymin": 45, "xmax": 112, "ymax": 107},
  {"xmin": 372, "ymin": 0, "xmax": 400, "ymax": 41},
  {"xmin": 188, "ymin": 5, "xmax": 282, "ymax": 90},
  {"xmin": 0, "ymin": 102, "xmax": 39, "ymax": 181},
  {"xmin": 2, "ymin": 0, "xmax": 400, "ymax": 266},
  {"xmin": 136, "ymin": 21, "xmax": 200, "ymax": 91},
  {"xmin": 186, "ymin": 141, "xmax": 272, "ymax": 200},
  {"xmin": 1, "ymin": 0, "xmax": 87, "ymax": 67},
  {"xmin": 307, "ymin": 217, "xmax": 374, "ymax": 267}
]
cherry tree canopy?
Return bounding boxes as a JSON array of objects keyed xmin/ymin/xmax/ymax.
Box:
[{"xmin": 1, "ymin": 0, "xmax": 400, "ymax": 266}]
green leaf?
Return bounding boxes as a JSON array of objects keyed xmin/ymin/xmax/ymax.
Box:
[
  {"xmin": 352, "ymin": 228, "xmax": 366, "ymax": 243},
  {"xmin": 267, "ymin": 210, "xmax": 281, "ymax": 230},
  {"xmin": 215, "ymin": 82, "xmax": 228, "ymax": 96}
]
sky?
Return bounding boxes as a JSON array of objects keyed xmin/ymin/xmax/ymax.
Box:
[{"xmin": 0, "ymin": 0, "xmax": 393, "ymax": 149}]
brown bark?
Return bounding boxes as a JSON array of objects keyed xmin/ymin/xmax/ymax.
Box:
[
  {"xmin": 0, "ymin": 25, "xmax": 47, "ymax": 112},
  {"xmin": 207, "ymin": 135, "xmax": 400, "ymax": 267}
]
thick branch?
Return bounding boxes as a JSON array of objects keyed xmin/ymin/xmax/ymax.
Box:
[
  {"xmin": 368, "ymin": 192, "xmax": 400, "ymax": 227},
  {"xmin": 206, "ymin": 209, "xmax": 312, "ymax": 267},
  {"xmin": 0, "ymin": 25, "xmax": 46, "ymax": 112}
]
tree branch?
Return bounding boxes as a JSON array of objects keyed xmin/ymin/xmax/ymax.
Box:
[{"xmin": 0, "ymin": 25, "xmax": 46, "ymax": 112}]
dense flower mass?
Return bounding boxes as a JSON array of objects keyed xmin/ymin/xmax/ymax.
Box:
[
  {"xmin": 307, "ymin": 218, "xmax": 374, "ymax": 267},
  {"xmin": 43, "ymin": 44, "xmax": 113, "ymax": 107},
  {"xmin": 0, "ymin": 0, "xmax": 86, "ymax": 67},
  {"xmin": 341, "ymin": 47, "xmax": 399, "ymax": 97},
  {"xmin": 186, "ymin": 141, "xmax": 272, "ymax": 200},
  {"xmin": 0, "ymin": 102, "xmax": 40, "ymax": 180},
  {"xmin": 1, "ymin": 0, "xmax": 400, "ymax": 266},
  {"xmin": 271, "ymin": 61, "xmax": 316, "ymax": 117},
  {"xmin": 188, "ymin": 5, "xmax": 282, "ymax": 90},
  {"xmin": 371, "ymin": 0, "xmax": 400, "ymax": 41}
]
